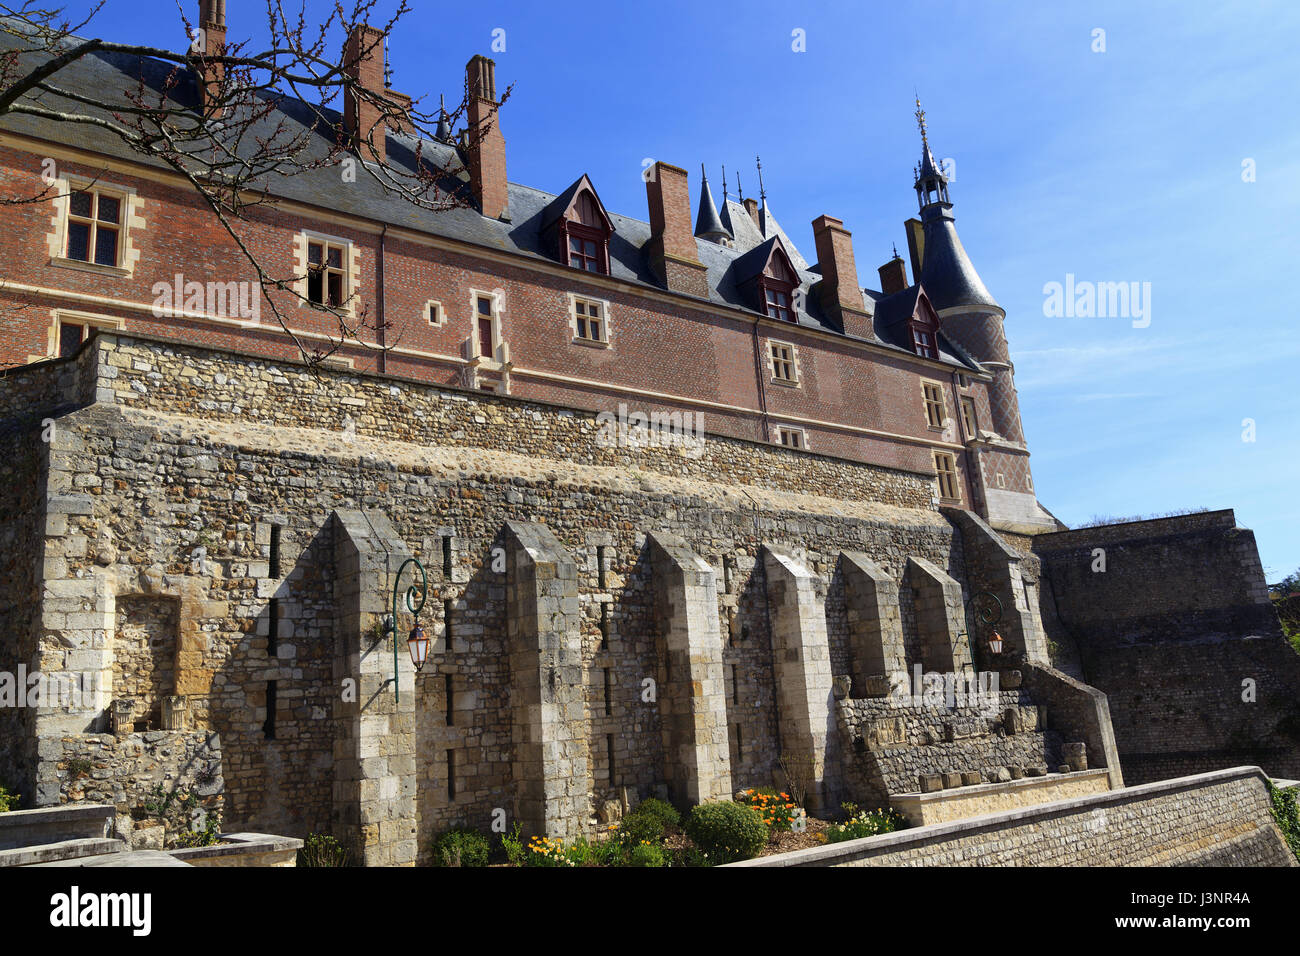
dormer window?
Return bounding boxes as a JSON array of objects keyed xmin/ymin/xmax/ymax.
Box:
[
  {"xmin": 735, "ymin": 236, "xmax": 800, "ymax": 325},
  {"xmin": 542, "ymin": 176, "xmax": 614, "ymax": 276},
  {"xmin": 765, "ymin": 287, "xmax": 792, "ymax": 322},
  {"xmin": 908, "ymin": 292, "xmax": 941, "ymax": 359},
  {"xmin": 912, "ymin": 327, "xmax": 935, "ymax": 358},
  {"xmin": 567, "ymin": 227, "xmax": 604, "ymax": 272}
]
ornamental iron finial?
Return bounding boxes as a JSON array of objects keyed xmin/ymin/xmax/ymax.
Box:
[{"xmin": 915, "ymin": 93, "xmax": 928, "ymax": 146}]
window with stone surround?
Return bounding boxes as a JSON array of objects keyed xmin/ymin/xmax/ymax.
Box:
[
  {"xmin": 922, "ymin": 380, "xmax": 947, "ymax": 429},
  {"xmin": 568, "ymin": 293, "xmax": 610, "ymax": 346},
  {"xmin": 934, "ymin": 451, "xmax": 960, "ymax": 501},
  {"xmin": 66, "ymin": 187, "xmax": 121, "ymax": 266},
  {"xmin": 293, "ymin": 230, "xmax": 359, "ymax": 314},
  {"xmin": 47, "ymin": 177, "xmax": 144, "ymax": 278},
  {"xmin": 961, "ymin": 396, "xmax": 979, "ymax": 439},
  {"xmin": 471, "ymin": 290, "xmax": 501, "ymax": 360},
  {"xmin": 775, "ymin": 425, "xmax": 806, "ymax": 450},
  {"xmin": 768, "ymin": 340, "xmax": 799, "ymax": 385},
  {"xmin": 426, "ymin": 299, "xmax": 444, "ymax": 327},
  {"xmin": 307, "ymin": 238, "xmax": 347, "ymax": 307}
]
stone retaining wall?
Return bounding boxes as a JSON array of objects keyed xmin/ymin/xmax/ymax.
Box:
[
  {"xmin": 729, "ymin": 766, "xmax": 1296, "ymax": 867},
  {"xmin": 1033, "ymin": 513, "xmax": 1300, "ymax": 784}
]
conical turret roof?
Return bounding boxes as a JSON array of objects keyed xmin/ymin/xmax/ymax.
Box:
[{"xmin": 694, "ymin": 166, "xmax": 730, "ymax": 242}]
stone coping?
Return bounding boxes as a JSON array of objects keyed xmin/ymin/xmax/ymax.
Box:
[
  {"xmin": 0, "ymin": 803, "xmax": 114, "ymax": 849},
  {"xmin": 0, "ymin": 803, "xmax": 114, "ymax": 828},
  {"xmin": 893, "ymin": 768, "xmax": 1111, "ymax": 805},
  {"xmin": 725, "ymin": 766, "xmax": 1273, "ymax": 867},
  {"xmin": 165, "ymin": 832, "xmax": 303, "ymax": 863},
  {"xmin": 0, "ymin": 837, "xmax": 124, "ymax": 867}
]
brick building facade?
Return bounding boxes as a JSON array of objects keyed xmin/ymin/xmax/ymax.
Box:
[{"xmin": 0, "ymin": 5, "xmax": 1056, "ymax": 537}]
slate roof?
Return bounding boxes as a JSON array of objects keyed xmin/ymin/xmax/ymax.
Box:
[
  {"xmin": 0, "ymin": 20, "xmax": 981, "ymax": 371},
  {"xmin": 917, "ymin": 211, "xmax": 1002, "ymax": 314}
]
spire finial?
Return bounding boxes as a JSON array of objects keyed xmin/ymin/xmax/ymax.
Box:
[
  {"xmin": 892, "ymin": 242, "xmax": 899, "ymax": 260},
  {"xmin": 435, "ymin": 93, "xmax": 452, "ymax": 142},
  {"xmin": 756, "ymin": 155, "xmax": 766, "ymax": 202},
  {"xmin": 915, "ymin": 93, "xmax": 928, "ymax": 147},
  {"xmin": 721, "ymin": 164, "xmax": 728, "ymax": 202},
  {"xmin": 737, "ymin": 173, "xmax": 744, "ymax": 202}
]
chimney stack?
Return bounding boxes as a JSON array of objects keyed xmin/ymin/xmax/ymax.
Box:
[
  {"xmin": 342, "ymin": 24, "xmax": 388, "ymax": 162},
  {"xmin": 878, "ymin": 254, "xmax": 908, "ymax": 295},
  {"xmin": 811, "ymin": 215, "xmax": 872, "ymax": 339},
  {"xmin": 466, "ymin": 55, "xmax": 508, "ymax": 220},
  {"xmin": 644, "ymin": 162, "xmax": 709, "ymax": 298},
  {"xmin": 905, "ymin": 218, "xmax": 925, "ymax": 282},
  {"xmin": 743, "ymin": 197, "xmax": 760, "ymax": 226},
  {"xmin": 196, "ymin": 0, "xmax": 227, "ymax": 117}
]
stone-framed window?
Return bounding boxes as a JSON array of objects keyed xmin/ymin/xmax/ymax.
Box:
[
  {"xmin": 425, "ymin": 299, "xmax": 445, "ymax": 327},
  {"xmin": 935, "ymin": 451, "xmax": 960, "ymax": 501},
  {"xmin": 767, "ymin": 339, "xmax": 800, "ymax": 386},
  {"xmin": 960, "ymin": 396, "xmax": 979, "ymax": 440},
  {"xmin": 469, "ymin": 288, "xmax": 503, "ymax": 361},
  {"xmin": 921, "ymin": 379, "xmax": 947, "ymax": 430},
  {"xmin": 568, "ymin": 293, "xmax": 610, "ymax": 347},
  {"xmin": 46, "ymin": 175, "xmax": 145, "ymax": 278},
  {"xmin": 44, "ymin": 308, "xmax": 125, "ymax": 361},
  {"xmin": 292, "ymin": 229, "xmax": 360, "ymax": 315},
  {"xmin": 775, "ymin": 425, "xmax": 807, "ymax": 450}
]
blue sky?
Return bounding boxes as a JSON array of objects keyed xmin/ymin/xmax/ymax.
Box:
[{"xmin": 76, "ymin": 0, "xmax": 1300, "ymax": 579}]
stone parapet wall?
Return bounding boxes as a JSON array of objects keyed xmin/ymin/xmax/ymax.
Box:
[
  {"xmin": 84, "ymin": 333, "xmax": 936, "ymax": 510},
  {"xmin": 730, "ymin": 767, "xmax": 1297, "ymax": 867},
  {"xmin": 891, "ymin": 768, "xmax": 1111, "ymax": 826}
]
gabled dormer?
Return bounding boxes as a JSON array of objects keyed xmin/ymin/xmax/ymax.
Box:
[
  {"xmin": 540, "ymin": 174, "xmax": 615, "ymax": 275},
  {"xmin": 732, "ymin": 236, "xmax": 800, "ymax": 323},
  {"xmin": 909, "ymin": 287, "xmax": 942, "ymax": 358}
]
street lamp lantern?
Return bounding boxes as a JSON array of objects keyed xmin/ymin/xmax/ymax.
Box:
[
  {"xmin": 987, "ymin": 630, "xmax": 1004, "ymax": 655},
  {"xmin": 407, "ymin": 624, "xmax": 430, "ymax": 671},
  {"xmin": 386, "ymin": 556, "xmax": 428, "ymax": 702}
]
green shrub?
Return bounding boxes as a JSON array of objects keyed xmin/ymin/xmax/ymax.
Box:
[
  {"xmin": 500, "ymin": 822, "xmax": 527, "ymax": 866},
  {"xmin": 618, "ymin": 812, "xmax": 663, "ymax": 847},
  {"xmin": 632, "ymin": 797, "xmax": 680, "ymax": 831},
  {"xmin": 431, "ymin": 827, "xmax": 491, "ymax": 867},
  {"xmin": 825, "ymin": 805, "xmax": 907, "ymax": 843},
  {"xmin": 590, "ymin": 837, "xmax": 626, "ymax": 866},
  {"xmin": 673, "ymin": 845, "xmax": 714, "ymax": 867},
  {"xmin": 174, "ymin": 810, "xmax": 223, "ymax": 848},
  {"xmin": 298, "ymin": 833, "xmax": 349, "ymax": 867},
  {"xmin": 1269, "ymin": 781, "xmax": 1300, "ymax": 862},
  {"xmin": 626, "ymin": 841, "xmax": 667, "ymax": 867},
  {"xmin": 683, "ymin": 801, "xmax": 767, "ymax": 864},
  {"xmin": 0, "ymin": 785, "xmax": 18, "ymax": 813},
  {"xmin": 617, "ymin": 797, "xmax": 682, "ymax": 847}
]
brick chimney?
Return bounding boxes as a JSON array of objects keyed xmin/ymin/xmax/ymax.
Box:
[
  {"xmin": 466, "ymin": 55, "xmax": 508, "ymax": 220},
  {"xmin": 878, "ymin": 254, "xmax": 908, "ymax": 295},
  {"xmin": 644, "ymin": 162, "xmax": 708, "ymax": 297},
  {"xmin": 905, "ymin": 218, "xmax": 925, "ymax": 282},
  {"xmin": 743, "ymin": 197, "xmax": 760, "ymax": 226},
  {"xmin": 342, "ymin": 24, "xmax": 388, "ymax": 162},
  {"xmin": 196, "ymin": 0, "xmax": 226, "ymax": 117},
  {"xmin": 811, "ymin": 215, "xmax": 872, "ymax": 338}
]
